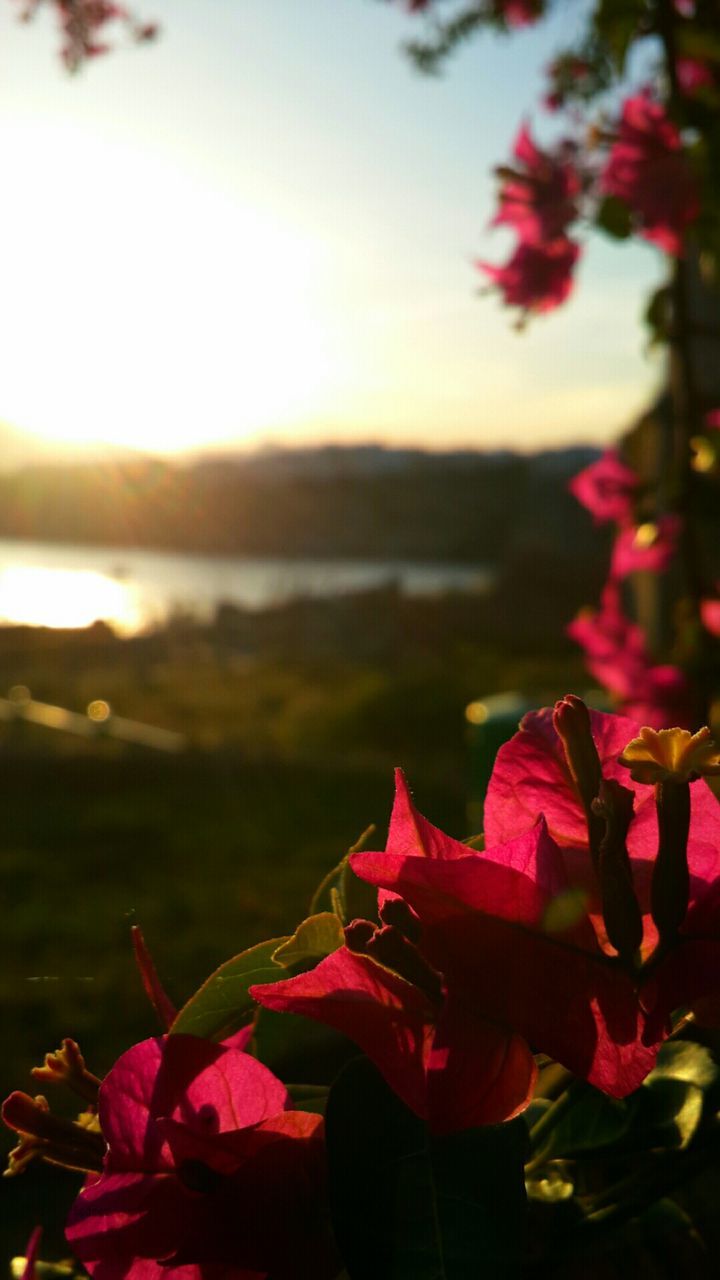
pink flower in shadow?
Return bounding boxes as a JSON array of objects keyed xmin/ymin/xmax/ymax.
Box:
[
  {"xmin": 66, "ymin": 1035, "xmax": 336, "ymax": 1280},
  {"xmin": 569, "ymin": 450, "xmax": 638, "ymax": 525},
  {"xmin": 492, "ymin": 124, "xmax": 580, "ymax": 245},
  {"xmin": 257, "ymin": 771, "xmax": 661, "ymax": 1107},
  {"xmin": 252, "ymin": 777, "xmax": 542, "ymax": 1133},
  {"xmin": 480, "ymin": 237, "xmax": 580, "ymax": 314},
  {"xmin": 484, "ymin": 704, "xmax": 720, "ymax": 1033},
  {"xmin": 568, "ymin": 584, "xmax": 691, "ymax": 728},
  {"xmin": 601, "ymin": 92, "xmax": 699, "ymax": 255},
  {"xmin": 701, "ymin": 595, "xmax": 720, "ymax": 636},
  {"xmin": 610, "ymin": 515, "xmax": 680, "ymax": 578}
]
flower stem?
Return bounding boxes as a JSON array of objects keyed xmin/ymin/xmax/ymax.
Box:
[{"xmin": 525, "ymin": 1079, "xmax": 583, "ymax": 1171}]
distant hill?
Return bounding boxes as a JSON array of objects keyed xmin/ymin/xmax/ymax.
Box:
[
  {"xmin": 0, "ymin": 420, "xmax": 145, "ymax": 472},
  {"xmin": 0, "ymin": 444, "xmax": 604, "ymax": 568}
]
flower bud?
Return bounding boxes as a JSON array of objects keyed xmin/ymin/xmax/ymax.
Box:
[
  {"xmin": 378, "ymin": 895, "xmax": 422, "ymax": 944},
  {"xmin": 344, "ymin": 919, "xmax": 376, "ymax": 953},
  {"xmin": 31, "ymin": 1038, "xmax": 100, "ymax": 1105},
  {"xmin": 591, "ymin": 780, "xmax": 643, "ymax": 965},
  {"xmin": 553, "ymin": 695, "xmax": 604, "ymax": 863},
  {"xmin": 651, "ymin": 779, "xmax": 691, "ymax": 944},
  {"xmin": 2, "ymin": 1092, "xmax": 105, "ymax": 1177},
  {"xmin": 345, "ymin": 919, "xmax": 442, "ymax": 1005}
]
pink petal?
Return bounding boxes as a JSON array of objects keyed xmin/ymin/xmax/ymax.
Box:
[
  {"xmin": 426, "ymin": 997, "xmax": 536, "ymax": 1132},
  {"xmin": 155, "ymin": 1110, "xmax": 323, "ymax": 1177},
  {"xmin": 352, "ymin": 821, "xmax": 575, "ymax": 931},
  {"xmin": 66, "ymin": 1171, "xmax": 194, "ymax": 1274},
  {"xmin": 99, "ymin": 1037, "xmax": 289, "ymax": 1173},
  {"xmin": 513, "ymin": 121, "xmax": 542, "ymax": 168},
  {"xmin": 20, "ymin": 1227, "xmax": 42, "ymax": 1280},
  {"xmin": 351, "ymin": 844, "xmax": 656, "ymax": 1096},
  {"xmin": 162, "ymin": 1121, "xmax": 333, "ymax": 1280},
  {"xmin": 157, "ymin": 1036, "xmax": 289, "ymax": 1134},
  {"xmin": 568, "ymin": 450, "xmax": 638, "ymax": 524},
  {"xmin": 484, "ymin": 706, "xmax": 645, "ymax": 849},
  {"xmin": 418, "ymin": 911, "xmax": 658, "ymax": 1097},
  {"xmin": 701, "ymin": 597, "xmax": 720, "ymax": 637},
  {"xmin": 98, "ymin": 1038, "xmax": 174, "ymax": 1173},
  {"xmin": 251, "ymin": 947, "xmax": 435, "ymax": 1121},
  {"xmin": 610, "ymin": 517, "xmax": 679, "ymax": 579},
  {"xmin": 386, "ymin": 767, "xmax": 469, "ymax": 860},
  {"xmin": 644, "ymin": 938, "xmax": 720, "ymax": 1022},
  {"xmin": 221, "ymin": 1025, "xmax": 254, "ymax": 1052}
]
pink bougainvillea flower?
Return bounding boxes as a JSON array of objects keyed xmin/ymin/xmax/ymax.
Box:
[
  {"xmin": 492, "ymin": 124, "xmax": 580, "ymax": 245},
  {"xmin": 254, "ymin": 775, "xmax": 538, "ymax": 1130},
  {"xmin": 609, "ymin": 514, "xmax": 680, "ymax": 578},
  {"xmin": 568, "ymin": 583, "xmax": 691, "ymax": 728},
  {"xmin": 480, "ymin": 236, "xmax": 580, "ymax": 314},
  {"xmin": 705, "ymin": 408, "xmax": 720, "ymax": 430},
  {"xmin": 569, "ymin": 449, "xmax": 638, "ymax": 525},
  {"xmin": 600, "ymin": 92, "xmax": 699, "ymax": 255},
  {"xmin": 701, "ymin": 594, "xmax": 720, "ymax": 637},
  {"xmin": 544, "ymin": 54, "xmax": 592, "ymax": 111},
  {"xmin": 66, "ymin": 1034, "xmax": 336, "ymax": 1280},
  {"xmin": 501, "ymin": 0, "xmax": 542, "ymax": 24},
  {"xmin": 484, "ymin": 700, "xmax": 720, "ymax": 1027},
  {"xmin": 16, "ymin": 0, "xmax": 157, "ymax": 71},
  {"xmin": 253, "ymin": 922, "xmax": 536, "ymax": 1134},
  {"xmin": 257, "ymin": 770, "xmax": 661, "ymax": 1103},
  {"xmin": 676, "ymin": 57, "xmax": 715, "ymax": 96}
]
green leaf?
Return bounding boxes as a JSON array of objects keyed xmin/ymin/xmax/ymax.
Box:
[
  {"xmin": 252, "ymin": 1007, "xmax": 358, "ymax": 1083},
  {"xmin": 309, "ymin": 825, "xmax": 378, "ymax": 925},
  {"xmin": 596, "ymin": 195, "xmax": 633, "ymax": 240},
  {"xmin": 594, "ymin": 0, "xmax": 645, "ymax": 70},
  {"xmin": 638, "ymin": 1077, "xmax": 704, "ymax": 1150},
  {"xmin": 169, "ymin": 936, "xmax": 288, "ymax": 1041},
  {"xmin": 644, "ymin": 284, "xmax": 672, "ymax": 348},
  {"xmin": 462, "ymin": 832, "xmax": 485, "ymax": 851},
  {"xmin": 285, "ymin": 1082, "xmax": 330, "ymax": 1115},
  {"xmin": 272, "ymin": 912, "xmax": 344, "ymax": 970},
  {"xmin": 631, "ymin": 1040, "xmax": 719, "ymax": 1150},
  {"xmin": 326, "ymin": 1056, "xmax": 527, "ymax": 1279},
  {"xmin": 534, "ymin": 1088, "xmax": 633, "ymax": 1161},
  {"xmin": 677, "ymin": 27, "xmax": 720, "ymax": 65},
  {"xmin": 650, "ymin": 1039, "xmax": 719, "ymax": 1091},
  {"xmin": 340, "ymin": 854, "xmax": 380, "ymax": 925},
  {"xmin": 523, "ymin": 1097, "xmax": 552, "ymax": 1131}
]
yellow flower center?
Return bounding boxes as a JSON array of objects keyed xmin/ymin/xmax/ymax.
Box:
[
  {"xmin": 619, "ymin": 725, "xmax": 720, "ymax": 784},
  {"xmin": 633, "ymin": 521, "xmax": 659, "ymax": 549}
]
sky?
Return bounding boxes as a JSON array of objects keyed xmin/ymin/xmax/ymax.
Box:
[{"xmin": 0, "ymin": 0, "xmax": 668, "ymax": 459}]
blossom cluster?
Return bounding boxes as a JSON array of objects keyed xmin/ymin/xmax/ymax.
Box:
[
  {"xmin": 14, "ymin": 0, "xmax": 157, "ymax": 70},
  {"xmin": 5, "ymin": 700, "xmax": 720, "ymax": 1275},
  {"xmin": 567, "ymin": 449, "xmax": 694, "ymax": 728},
  {"xmin": 481, "ymin": 88, "xmax": 700, "ymax": 316},
  {"xmin": 479, "ymin": 123, "xmax": 582, "ymax": 316}
]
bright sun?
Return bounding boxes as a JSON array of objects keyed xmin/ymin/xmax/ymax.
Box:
[{"xmin": 0, "ymin": 121, "xmax": 349, "ymax": 455}]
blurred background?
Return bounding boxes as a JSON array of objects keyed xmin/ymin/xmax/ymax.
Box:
[{"xmin": 0, "ymin": 0, "xmax": 674, "ymax": 1259}]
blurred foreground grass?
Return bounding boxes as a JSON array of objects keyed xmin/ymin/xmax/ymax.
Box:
[{"xmin": 0, "ymin": 598, "xmax": 586, "ymax": 1259}]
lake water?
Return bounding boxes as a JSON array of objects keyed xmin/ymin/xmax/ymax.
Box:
[{"xmin": 0, "ymin": 538, "xmax": 492, "ymax": 636}]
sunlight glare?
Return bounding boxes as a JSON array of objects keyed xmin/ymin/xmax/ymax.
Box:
[
  {"xmin": 0, "ymin": 565, "xmax": 143, "ymax": 632},
  {"xmin": 0, "ymin": 122, "xmax": 349, "ymax": 453}
]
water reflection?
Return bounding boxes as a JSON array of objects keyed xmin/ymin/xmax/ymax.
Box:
[
  {"xmin": 0, "ymin": 565, "xmax": 143, "ymax": 633},
  {"xmin": 0, "ymin": 539, "xmax": 493, "ymax": 635}
]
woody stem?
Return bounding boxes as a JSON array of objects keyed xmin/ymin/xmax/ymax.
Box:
[{"xmin": 657, "ymin": 0, "xmax": 711, "ymax": 725}]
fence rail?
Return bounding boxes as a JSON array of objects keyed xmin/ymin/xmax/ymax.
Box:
[{"xmin": 0, "ymin": 686, "xmax": 185, "ymax": 752}]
